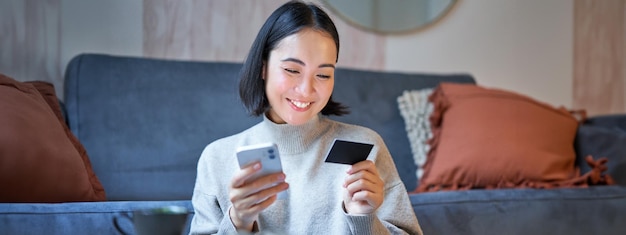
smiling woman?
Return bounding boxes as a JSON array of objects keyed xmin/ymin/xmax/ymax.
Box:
[
  {"xmin": 264, "ymin": 28, "xmax": 337, "ymax": 125},
  {"xmin": 188, "ymin": 1, "xmax": 423, "ymax": 234},
  {"xmin": 321, "ymin": 0, "xmax": 458, "ymax": 34}
]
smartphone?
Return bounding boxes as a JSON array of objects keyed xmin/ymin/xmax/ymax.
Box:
[
  {"xmin": 236, "ymin": 142, "xmax": 283, "ymax": 177},
  {"xmin": 324, "ymin": 139, "xmax": 374, "ymax": 165},
  {"xmin": 236, "ymin": 142, "xmax": 286, "ymax": 199}
]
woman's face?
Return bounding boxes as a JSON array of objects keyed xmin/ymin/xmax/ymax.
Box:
[{"xmin": 264, "ymin": 28, "xmax": 337, "ymax": 125}]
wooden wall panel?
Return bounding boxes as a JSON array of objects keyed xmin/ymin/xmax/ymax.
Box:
[
  {"xmin": 330, "ymin": 13, "xmax": 386, "ymax": 70},
  {"xmin": 142, "ymin": 0, "xmax": 384, "ymax": 70},
  {"xmin": 0, "ymin": 0, "xmax": 61, "ymax": 92},
  {"xmin": 143, "ymin": 0, "xmax": 283, "ymax": 62},
  {"xmin": 573, "ymin": 0, "xmax": 625, "ymax": 116}
]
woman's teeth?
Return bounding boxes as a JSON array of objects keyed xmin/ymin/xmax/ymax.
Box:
[{"xmin": 291, "ymin": 100, "xmax": 311, "ymax": 108}]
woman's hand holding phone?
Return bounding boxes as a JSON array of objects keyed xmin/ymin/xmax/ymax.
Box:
[
  {"xmin": 229, "ymin": 143, "xmax": 288, "ymax": 231},
  {"xmin": 229, "ymin": 162, "xmax": 288, "ymax": 231}
]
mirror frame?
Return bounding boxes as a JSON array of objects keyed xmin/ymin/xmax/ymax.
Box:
[{"xmin": 321, "ymin": 0, "xmax": 460, "ymax": 35}]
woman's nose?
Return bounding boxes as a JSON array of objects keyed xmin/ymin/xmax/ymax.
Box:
[{"xmin": 296, "ymin": 76, "xmax": 314, "ymax": 95}]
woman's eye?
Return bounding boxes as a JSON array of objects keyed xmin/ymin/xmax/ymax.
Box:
[
  {"xmin": 284, "ymin": 68, "xmax": 299, "ymax": 74},
  {"xmin": 317, "ymin": 74, "xmax": 331, "ymax": 79}
]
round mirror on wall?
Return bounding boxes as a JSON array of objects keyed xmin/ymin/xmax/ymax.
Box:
[{"xmin": 321, "ymin": 0, "xmax": 458, "ymax": 34}]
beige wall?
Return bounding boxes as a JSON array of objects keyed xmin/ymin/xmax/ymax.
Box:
[
  {"xmin": 386, "ymin": 0, "xmax": 574, "ymax": 108},
  {"xmin": 1, "ymin": 0, "xmax": 624, "ymax": 116}
]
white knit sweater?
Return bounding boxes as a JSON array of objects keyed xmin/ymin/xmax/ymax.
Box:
[{"xmin": 189, "ymin": 114, "xmax": 422, "ymax": 235}]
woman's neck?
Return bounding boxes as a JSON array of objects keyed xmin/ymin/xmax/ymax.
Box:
[{"xmin": 261, "ymin": 114, "xmax": 328, "ymax": 155}]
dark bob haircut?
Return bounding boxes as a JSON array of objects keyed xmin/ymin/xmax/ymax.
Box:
[{"xmin": 238, "ymin": 0, "xmax": 349, "ymax": 117}]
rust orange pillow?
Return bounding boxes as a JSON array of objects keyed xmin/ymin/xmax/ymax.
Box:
[
  {"xmin": 0, "ymin": 74, "xmax": 105, "ymax": 202},
  {"xmin": 416, "ymin": 83, "xmax": 583, "ymax": 192}
]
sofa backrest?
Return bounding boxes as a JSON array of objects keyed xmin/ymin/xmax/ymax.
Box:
[{"xmin": 63, "ymin": 53, "xmax": 475, "ymax": 201}]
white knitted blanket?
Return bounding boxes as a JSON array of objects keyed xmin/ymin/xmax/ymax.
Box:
[{"xmin": 397, "ymin": 88, "xmax": 434, "ymax": 179}]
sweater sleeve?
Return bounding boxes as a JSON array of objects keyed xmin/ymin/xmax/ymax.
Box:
[
  {"xmin": 189, "ymin": 143, "xmax": 240, "ymax": 235},
  {"xmin": 344, "ymin": 135, "xmax": 424, "ymax": 235}
]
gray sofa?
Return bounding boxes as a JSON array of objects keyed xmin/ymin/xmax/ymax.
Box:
[{"xmin": 1, "ymin": 53, "xmax": 625, "ymax": 234}]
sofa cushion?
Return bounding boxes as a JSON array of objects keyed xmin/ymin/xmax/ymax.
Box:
[
  {"xmin": 411, "ymin": 186, "xmax": 626, "ymax": 235},
  {"xmin": 417, "ymin": 83, "xmax": 583, "ymax": 192},
  {"xmin": 63, "ymin": 55, "xmax": 263, "ymax": 200},
  {"xmin": 0, "ymin": 74, "xmax": 105, "ymax": 202}
]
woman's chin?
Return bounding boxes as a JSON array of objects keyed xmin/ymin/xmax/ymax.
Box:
[
  {"xmin": 283, "ymin": 114, "xmax": 316, "ymax": 126},
  {"xmin": 284, "ymin": 119, "xmax": 308, "ymax": 126}
]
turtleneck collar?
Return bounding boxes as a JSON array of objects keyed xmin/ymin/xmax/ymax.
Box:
[{"xmin": 260, "ymin": 113, "xmax": 330, "ymax": 155}]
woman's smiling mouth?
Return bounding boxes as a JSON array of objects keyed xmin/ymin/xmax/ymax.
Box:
[{"xmin": 288, "ymin": 99, "xmax": 312, "ymax": 109}]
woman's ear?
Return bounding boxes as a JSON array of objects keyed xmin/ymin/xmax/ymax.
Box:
[{"xmin": 262, "ymin": 62, "xmax": 266, "ymax": 80}]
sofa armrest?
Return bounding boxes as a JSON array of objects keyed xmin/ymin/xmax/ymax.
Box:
[
  {"xmin": 575, "ymin": 121, "xmax": 626, "ymax": 186},
  {"xmin": 0, "ymin": 200, "xmax": 193, "ymax": 235},
  {"xmin": 584, "ymin": 114, "xmax": 626, "ymax": 132}
]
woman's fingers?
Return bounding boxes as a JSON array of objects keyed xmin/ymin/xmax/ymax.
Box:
[
  {"xmin": 347, "ymin": 160, "xmax": 379, "ymax": 175},
  {"xmin": 343, "ymin": 160, "xmax": 385, "ymax": 214},
  {"xmin": 232, "ymin": 180, "xmax": 288, "ymax": 209},
  {"xmin": 344, "ymin": 160, "xmax": 383, "ymax": 194},
  {"xmin": 229, "ymin": 162, "xmax": 289, "ymax": 227},
  {"xmin": 231, "ymin": 162, "xmax": 262, "ymax": 188}
]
